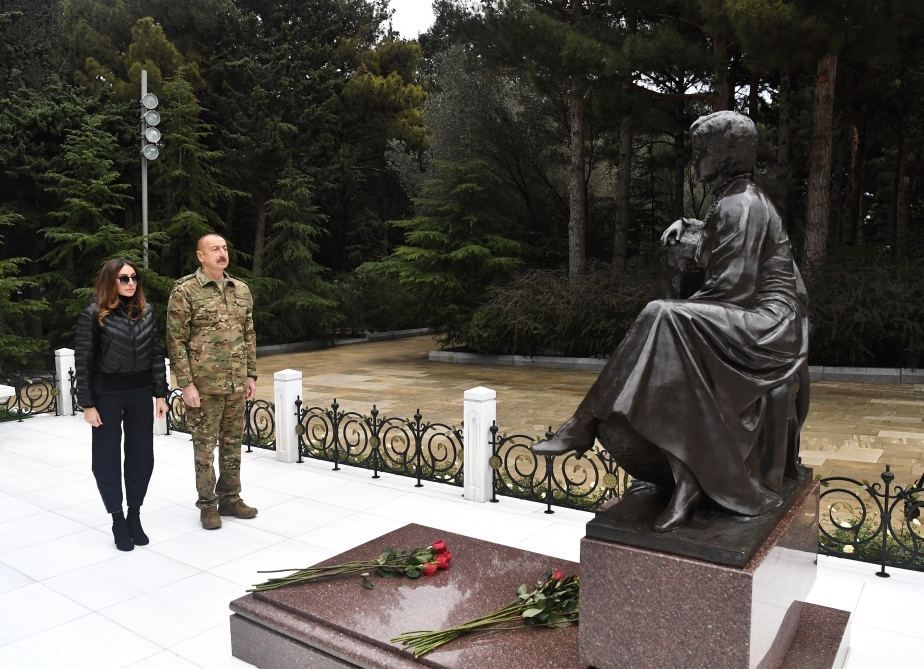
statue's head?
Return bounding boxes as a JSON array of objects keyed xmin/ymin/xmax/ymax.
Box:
[{"xmin": 689, "ymin": 111, "xmax": 757, "ymax": 186}]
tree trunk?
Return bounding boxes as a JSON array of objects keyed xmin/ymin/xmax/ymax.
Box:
[
  {"xmin": 828, "ymin": 117, "xmax": 847, "ymax": 245},
  {"xmin": 841, "ymin": 121, "xmax": 861, "ymax": 246},
  {"xmin": 672, "ymin": 102, "xmax": 685, "ymax": 221},
  {"xmin": 748, "ymin": 70, "xmax": 760, "ymax": 121},
  {"xmin": 894, "ymin": 125, "xmax": 909, "ymax": 259},
  {"xmin": 252, "ymin": 195, "xmax": 268, "ymax": 278},
  {"xmin": 612, "ymin": 116, "xmax": 632, "ymax": 273},
  {"xmin": 568, "ymin": 79, "xmax": 587, "ymax": 277},
  {"xmin": 775, "ymin": 69, "xmax": 793, "ymax": 229},
  {"xmin": 712, "ymin": 34, "xmax": 730, "ymax": 111},
  {"xmin": 804, "ymin": 53, "xmax": 838, "ymax": 281}
]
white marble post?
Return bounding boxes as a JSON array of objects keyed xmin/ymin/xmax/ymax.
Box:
[
  {"xmin": 463, "ymin": 386, "xmax": 496, "ymax": 503},
  {"xmin": 274, "ymin": 369, "xmax": 304, "ymax": 463},
  {"xmin": 54, "ymin": 348, "xmax": 76, "ymax": 416},
  {"xmin": 153, "ymin": 357, "xmax": 171, "ymax": 435}
]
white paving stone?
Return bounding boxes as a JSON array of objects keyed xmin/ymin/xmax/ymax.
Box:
[{"xmin": 0, "ymin": 413, "xmax": 919, "ymax": 668}]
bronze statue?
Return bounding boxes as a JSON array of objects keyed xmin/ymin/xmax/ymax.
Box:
[{"xmin": 534, "ymin": 111, "xmax": 810, "ymax": 533}]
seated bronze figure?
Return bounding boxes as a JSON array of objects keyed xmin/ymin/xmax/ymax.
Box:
[{"xmin": 534, "ymin": 111, "xmax": 810, "ymax": 533}]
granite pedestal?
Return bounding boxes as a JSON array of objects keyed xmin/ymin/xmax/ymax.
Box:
[
  {"xmin": 580, "ymin": 480, "xmax": 849, "ymax": 669},
  {"xmin": 230, "ymin": 524, "xmax": 582, "ymax": 669}
]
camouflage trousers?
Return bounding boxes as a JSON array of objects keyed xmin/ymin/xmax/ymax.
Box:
[{"xmin": 188, "ymin": 392, "xmax": 246, "ymax": 510}]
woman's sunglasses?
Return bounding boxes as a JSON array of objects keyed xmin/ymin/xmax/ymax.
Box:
[{"xmin": 117, "ymin": 274, "xmax": 140, "ymax": 285}]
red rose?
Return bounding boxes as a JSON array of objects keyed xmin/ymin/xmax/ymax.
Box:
[
  {"xmin": 552, "ymin": 569, "xmax": 565, "ymax": 581},
  {"xmin": 431, "ymin": 540, "xmax": 448, "ymax": 554},
  {"xmin": 442, "ymin": 550, "xmax": 452, "ymax": 565},
  {"xmin": 435, "ymin": 554, "xmax": 451, "ymax": 570},
  {"xmin": 422, "ymin": 562, "xmax": 438, "ymax": 576}
]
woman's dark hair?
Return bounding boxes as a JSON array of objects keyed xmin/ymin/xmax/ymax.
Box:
[{"xmin": 95, "ymin": 257, "xmax": 146, "ymax": 326}]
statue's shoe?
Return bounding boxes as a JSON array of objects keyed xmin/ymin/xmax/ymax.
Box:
[
  {"xmin": 532, "ymin": 414, "xmax": 595, "ymax": 456},
  {"xmin": 532, "ymin": 436, "xmax": 574, "ymax": 456},
  {"xmin": 653, "ymin": 487, "xmax": 702, "ymax": 533}
]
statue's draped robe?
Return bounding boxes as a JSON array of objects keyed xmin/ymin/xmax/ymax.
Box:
[{"xmin": 582, "ymin": 177, "xmax": 808, "ymax": 515}]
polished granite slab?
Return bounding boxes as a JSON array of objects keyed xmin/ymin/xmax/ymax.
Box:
[
  {"xmin": 579, "ymin": 481, "xmax": 840, "ymax": 669},
  {"xmin": 230, "ymin": 524, "xmax": 581, "ymax": 668}
]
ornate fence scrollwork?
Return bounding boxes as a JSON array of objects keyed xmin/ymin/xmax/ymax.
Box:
[
  {"xmin": 818, "ymin": 465, "xmax": 924, "ymax": 576},
  {"xmin": 164, "ymin": 388, "xmax": 276, "ymax": 451},
  {"xmin": 295, "ymin": 398, "xmax": 464, "ymax": 487},
  {"xmin": 67, "ymin": 367, "xmax": 83, "ymax": 414},
  {"xmin": 244, "ymin": 399, "xmax": 276, "ymax": 451},
  {"xmin": 165, "ymin": 388, "xmax": 189, "ymax": 434},
  {"xmin": 0, "ymin": 372, "xmax": 59, "ymax": 420},
  {"xmin": 489, "ymin": 422, "xmax": 628, "ymax": 514}
]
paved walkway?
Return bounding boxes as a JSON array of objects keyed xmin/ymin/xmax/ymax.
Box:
[
  {"xmin": 257, "ymin": 336, "xmax": 924, "ymax": 485},
  {"xmin": 0, "ymin": 413, "xmax": 921, "ymax": 667}
]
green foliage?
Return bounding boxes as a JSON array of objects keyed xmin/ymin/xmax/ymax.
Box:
[
  {"xmin": 465, "ymin": 263, "xmax": 658, "ymax": 357},
  {"xmin": 252, "ymin": 166, "xmax": 338, "ymax": 343},
  {"xmin": 332, "ymin": 271, "xmax": 432, "ymax": 336},
  {"xmin": 0, "ymin": 211, "xmax": 47, "ymax": 370},
  {"xmin": 362, "ymin": 159, "xmax": 525, "ymax": 343},
  {"xmin": 40, "ymin": 111, "xmax": 138, "ymax": 313},
  {"xmin": 151, "ymin": 66, "xmax": 231, "ymax": 276},
  {"xmin": 809, "ymin": 248, "xmax": 924, "ymax": 367}
]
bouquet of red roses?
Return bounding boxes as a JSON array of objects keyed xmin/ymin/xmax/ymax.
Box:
[
  {"xmin": 250, "ymin": 539, "xmax": 452, "ymax": 592},
  {"xmin": 391, "ymin": 569, "xmax": 579, "ymax": 657}
]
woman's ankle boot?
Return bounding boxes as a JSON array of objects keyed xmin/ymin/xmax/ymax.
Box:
[
  {"xmin": 111, "ymin": 512, "xmax": 134, "ymax": 551},
  {"xmin": 126, "ymin": 506, "xmax": 149, "ymax": 546}
]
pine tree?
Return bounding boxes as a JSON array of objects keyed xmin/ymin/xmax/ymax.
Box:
[
  {"xmin": 255, "ymin": 166, "xmax": 337, "ymax": 342},
  {"xmin": 364, "ymin": 159, "xmax": 525, "ymax": 343},
  {"xmin": 41, "ymin": 111, "xmax": 141, "ymax": 317},
  {"xmin": 151, "ymin": 66, "xmax": 231, "ymax": 276},
  {"xmin": 0, "ymin": 211, "xmax": 47, "ymax": 371}
]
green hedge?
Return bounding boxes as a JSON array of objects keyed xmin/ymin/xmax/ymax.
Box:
[{"xmin": 459, "ymin": 258, "xmax": 924, "ymax": 368}]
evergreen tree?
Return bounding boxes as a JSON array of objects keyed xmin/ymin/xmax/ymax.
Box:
[
  {"xmin": 151, "ymin": 66, "xmax": 231, "ymax": 277},
  {"xmin": 0, "ymin": 211, "xmax": 47, "ymax": 371},
  {"xmin": 363, "ymin": 159, "xmax": 524, "ymax": 343},
  {"xmin": 41, "ymin": 111, "xmax": 144, "ymax": 318},
  {"xmin": 255, "ymin": 166, "xmax": 337, "ymax": 342}
]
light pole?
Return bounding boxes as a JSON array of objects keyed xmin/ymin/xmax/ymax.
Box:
[{"xmin": 140, "ymin": 69, "xmax": 162, "ymax": 268}]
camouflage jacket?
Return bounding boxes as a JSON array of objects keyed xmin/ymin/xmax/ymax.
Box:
[{"xmin": 166, "ymin": 268, "xmax": 257, "ymax": 394}]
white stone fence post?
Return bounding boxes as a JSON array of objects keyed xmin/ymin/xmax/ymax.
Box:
[
  {"xmin": 463, "ymin": 386, "xmax": 496, "ymax": 503},
  {"xmin": 47, "ymin": 352, "xmax": 499, "ymax": 503},
  {"xmin": 55, "ymin": 348, "xmax": 76, "ymax": 415},
  {"xmin": 274, "ymin": 369, "xmax": 304, "ymax": 463}
]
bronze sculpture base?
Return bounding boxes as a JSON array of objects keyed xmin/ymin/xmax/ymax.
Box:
[{"xmin": 586, "ymin": 466, "xmax": 814, "ymax": 568}]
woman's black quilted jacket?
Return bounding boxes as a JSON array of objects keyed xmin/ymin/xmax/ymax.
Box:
[{"xmin": 74, "ymin": 302, "xmax": 170, "ymax": 408}]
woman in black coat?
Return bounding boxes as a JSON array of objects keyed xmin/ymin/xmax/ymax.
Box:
[{"xmin": 75, "ymin": 258, "xmax": 169, "ymax": 551}]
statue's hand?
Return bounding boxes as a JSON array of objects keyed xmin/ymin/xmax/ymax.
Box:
[{"xmin": 661, "ymin": 218, "xmax": 689, "ymax": 246}]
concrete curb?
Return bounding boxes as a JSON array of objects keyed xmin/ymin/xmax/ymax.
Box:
[
  {"xmin": 258, "ymin": 328, "xmax": 431, "ymax": 357},
  {"xmin": 428, "ymin": 350, "xmax": 923, "ymax": 384},
  {"xmin": 428, "ymin": 350, "xmax": 607, "ymax": 371}
]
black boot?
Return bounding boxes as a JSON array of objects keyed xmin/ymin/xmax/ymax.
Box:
[
  {"xmin": 126, "ymin": 506, "xmax": 149, "ymax": 546},
  {"xmin": 111, "ymin": 512, "xmax": 134, "ymax": 551}
]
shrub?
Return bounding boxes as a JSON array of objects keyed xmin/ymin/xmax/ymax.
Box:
[
  {"xmin": 809, "ymin": 255, "xmax": 924, "ymax": 367},
  {"xmin": 464, "ymin": 262, "xmax": 658, "ymax": 357}
]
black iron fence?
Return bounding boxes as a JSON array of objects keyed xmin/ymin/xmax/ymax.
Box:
[
  {"xmin": 818, "ymin": 465, "xmax": 924, "ymax": 576},
  {"xmin": 18, "ymin": 361, "xmax": 924, "ymax": 576},
  {"xmin": 67, "ymin": 368, "xmax": 82, "ymax": 414},
  {"xmin": 489, "ymin": 423, "xmax": 631, "ymax": 513},
  {"xmin": 0, "ymin": 372, "xmax": 58, "ymax": 420},
  {"xmin": 165, "ymin": 387, "xmax": 277, "ymax": 452},
  {"xmin": 295, "ymin": 398, "xmax": 464, "ymax": 486}
]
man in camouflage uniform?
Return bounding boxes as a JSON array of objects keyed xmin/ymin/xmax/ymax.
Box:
[{"xmin": 167, "ymin": 234, "xmax": 259, "ymax": 530}]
